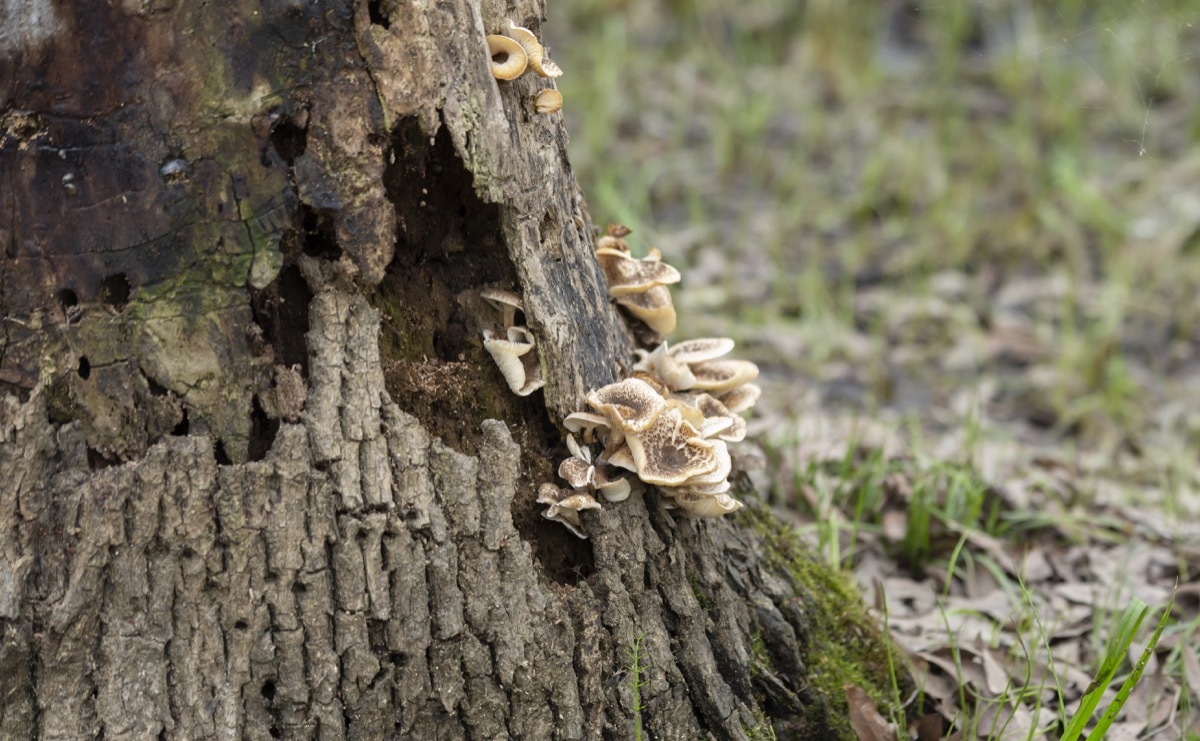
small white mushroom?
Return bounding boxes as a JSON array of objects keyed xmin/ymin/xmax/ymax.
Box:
[
  {"xmin": 688, "ymin": 358, "xmax": 759, "ymax": 392},
  {"xmin": 538, "ymin": 483, "xmax": 601, "ymax": 538},
  {"xmin": 481, "ymin": 288, "xmax": 525, "ymax": 329},
  {"xmin": 668, "ymin": 337, "xmax": 735, "ymax": 365},
  {"xmin": 483, "ymin": 327, "xmax": 544, "ymax": 396},
  {"xmin": 718, "ymin": 383, "xmax": 762, "ymax": 415}
]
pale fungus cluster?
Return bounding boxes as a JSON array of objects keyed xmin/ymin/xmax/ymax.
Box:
[
  {"xmin": 486, "ymin": 20, "xmax": 563, "ymax": 114},
  {"xmin": 594, "ymin": 224, "xmax": 681, "ymax": 337},
  {"xmin": 479, "ymin": 289, "xmax": 545, "ymax": 397},
  {"xmin": 537, "ymin": 348, "xmax": 760, "ymax": 536}
]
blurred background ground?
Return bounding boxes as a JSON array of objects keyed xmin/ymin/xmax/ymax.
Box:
[{"xmin": 548, "ymin": 1, "xmax": 1200, "ymax": 737}]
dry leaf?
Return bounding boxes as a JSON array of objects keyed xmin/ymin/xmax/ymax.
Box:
[{"xmin": 845, "ymin": 683, "xmax": 896, "ymax": 741}]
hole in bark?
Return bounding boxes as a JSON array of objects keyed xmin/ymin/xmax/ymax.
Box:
[
  {"xmin": 57, "ymin": 288, "xmax": 78, "ymax": 309},
  {"xmin": 250, "ymin": 263, "xmax": 312, "ymax": 375},
  {"xmin": 181, "ymin": 546, "xmax": 196, "ymax": 559},
  {"xmin": 77, "ymin": 356, "xmax": 91, "ymax": 380},
  {"xmin": 99, "ymin": 273, "xmax": 131, "ymax": 311},
  {"xmin": 261, "ymin": 680, "xmax": 276, "ymax": 701},
  {"xmin": 291, "ymin": 581, "xmax": 307, "ymax": 594},
  {"xmin": 247, "ymin": 396, "xmax": 279, "ymax": 462},
  {"xmin": 269, "ymin": 117, "xmax": 308, "ymax": 165},
  {"xmin": 171, "ymin": 408, "xmax": 190, "ymax": 436},
  {"xmin": 214, "ymin": 440, "xmax": 232, "ymax": 465},
  {"xmin": 367, "ymin": 0, "xmax": 390, "ymax": 28},
  {"xmin": 234, "ymin": 619, "xmax": 248, "ymax": 630},
  {"xmin": 376, "ymin": 117, "xmax": 529, "ymax": 454},
  {"xmin": 87, "ymin": 447, "xmax": 118, "ymax": 469},
  {"xmin": 146, "ymin": 376, "xmax": 170, "ymax": 396},
  {"xmin": 300, "ymin": 205, "xmax": 342, "ymax": 260}
]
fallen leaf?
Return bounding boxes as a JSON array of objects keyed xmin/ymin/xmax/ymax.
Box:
[{"xmin": 845, "ymin": 683, "xmax": 896, "ymax": 741}]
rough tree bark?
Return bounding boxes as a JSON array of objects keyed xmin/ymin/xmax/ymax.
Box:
[{"xmin": 1, "ymin": 1, "xmax": 895, "ymax": 739}]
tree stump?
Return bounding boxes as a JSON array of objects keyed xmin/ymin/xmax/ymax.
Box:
[{"xmin": 0, "ymin": 1, "xmax": 896, "ymax": 738}]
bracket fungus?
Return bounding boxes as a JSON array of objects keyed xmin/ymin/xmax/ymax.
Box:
[
  {"xmin": 479, "ymin": 289, "xmax": 545, "ymax": 396},
  {"xmin": 505, "ymin": 20, "xmax": 564, "ymax": 78},
  {"xmin": 487, "ymin": 35, "xmax": 528, "ymax": 80},
  {"xmin": 593, "ymin": 225, "xmax": 681, "ymax": 339},
  {"xmin": 534, "ymin": 89, "xmax": 563, "ymax": 114}
]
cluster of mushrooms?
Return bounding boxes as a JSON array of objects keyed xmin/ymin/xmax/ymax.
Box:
[
  {"xmin": 594, "ymin": 224, "xmax": 680, "ymax": 337},
  {"xmin": 534, "ymin": 227, "xmax": 763, "ymax": 538},
  {"xmin": 480, "ymin": 289, "xmax": 545, "ymax": 397},
  {"xmin": 486, "ymin": 21, "xmax": 563, "ymax": 114}
]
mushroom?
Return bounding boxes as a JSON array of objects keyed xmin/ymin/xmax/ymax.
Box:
[
  {"xmin": 596, "ymin": 250, "xmax": 681, "ymax": 297},
  {"xmin": 537, "ymin": 483, "xmax": 600, "ymax": 538},
  {"xmin": 624, "ymin": 408, "xmax": 721, "ymax": 487},
  {"xmin": 594, "ymin": 468, "xmax": 632, "ymax": 502},
  {"xmin": 717, "ymin": 383, "xmax": 762, "ymax": 415},
  {"xmin": 535, "ymin": 89, "xmax": 563, "ymax": 114},
  {"xmin": 616, "ymin": 285, "xmax": 677, "ymax": 336},
  {"xmin": 688, "ymin": 358, "xmax": 759, "ymax": 392},
  {"xmin": 586, "ymin": 377, "xmax": 667, "ymax": 433},
  {"xmin": 564, "ymin": 411, "xmax": 612, "ymax": 444},
  {"xmin": 505, "ymin": 20, "xmax": 563, "ymax": 78},
  {"xmin": 669, "ymin": 337, "xmax": 735, "ymax": 365},
  {"xmin": 672, "ymin": 492, "xmax": 744, "ymax": 518},
  {"xmin": 634, "ymin": 343, "xmax": 696, "ymax": 390},
  {"xmin": 482, "ymin": 326, "xmax": 544, "ymax": 396},
  {"xmin": 481, "ymin": 288, "xmax": 525, "ymax": 329},
  {"xmin": 487, "ymin": 35, "xmax": 528, "ymax": 80},
  {"xmin": 558, "ymin": 456, "xmax": 594, "ymax": 490}
]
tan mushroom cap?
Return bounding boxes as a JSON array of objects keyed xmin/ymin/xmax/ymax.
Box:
[
  {"xmin": 718, "ymin": 383, "xmax": 762, "ymax": 414},
  {"xmin": 487, "ymin": 35, "xmax": 528, "ymax": 80},
  {"xmin": 672, "ymin": 438, "xmax": 731, "ymax": 488},
  {"xmin": 594, "ymin": 470, "xmax": 632, "ymax": 502},
  {"xmin": 480, "ymin": 288, "xmax": 525, "ymax": 328},
  {"xmin": 625, "ymin": 408, "xmax": 720, "ymax": 486},
  {"xmin": 669, "ymin": 337, "xmax": 735, "ymax": 365},
  {"xmin": 597, "ymin": 251, "xmax": 681, "ymax": 297},
  {"xmin": 537, "ymin": 483, "xmax": 601, "ymax": 538},
  {"xmin": 616, "ymin": 285, "xmax": 677, "ymax": 335},
  {"xmin": 505, "ymin": 20, "xmax": 563, "ymax": 78},
  {"xmin": 634, "ymin": 344, "xmax": 695, "ymax": 390},
  {"xmin": 603, "ymin": 444, "xmax": 638, "ymax": 473},
  {"xmin": 595, "ymin": 235, "xmax": 629, "ymax": 254},
  {"xmin": 672, "ymin": 492, "xmax": 743, "ymax": 518},
  {"xmin": 688, "ymin": 358, "xmax": 759, "ymax": 392},
  {"xmin": 586, "ymin": 378, "xmax": 667, "ymax": 433},
  {"xmin": 673, "ymin": 478, "xmax": 732, "ymax": 496},
  {"xmin": 483, "ymin": 327, "xmax": 544, "ymax": 396},
  {"xmin": 558, "ymin": 457, "xmax": 593, "ymax": 490},
  {"xmin": 534, "ymin": 89, "xmax": 563, "ymax": 114},
  {"xmin": 692, "ymin": 394, "xmax": 746, "ymax": 442}
]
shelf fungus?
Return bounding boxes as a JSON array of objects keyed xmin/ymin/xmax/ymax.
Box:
[
  {"xmin": 594, "ymin": 225, "xmax": 681, "ymax": 338},
  {"xmin": 540, "ymin": 353, "xmax": 761, "ymax": 536},
  {"xmin": 480, "ymin": 289, "xmax": 545, "ymax": 396},
  {"xmin": 487, "ymin": 35, "xmax": 528, "ymax": 80},
  {"xmin": 534, "ymin": 89, "xmax": 563, "ymax": 114},
  {"xmin": 505, "ymin": 20, "xmax": 564, "ymax": 78}
]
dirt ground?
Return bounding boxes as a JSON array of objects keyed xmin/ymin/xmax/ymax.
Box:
[{"xmin": 552, "ymin": 1, "xmax": 1200, "ymax": 737}]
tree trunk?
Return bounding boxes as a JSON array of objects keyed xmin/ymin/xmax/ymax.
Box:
[{"xmin": 0, "ymin": 1, "xmax": 895, "ymax": 739}]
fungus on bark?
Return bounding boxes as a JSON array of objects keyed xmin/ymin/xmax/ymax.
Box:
[{"xmin": 487, "ymin": 35, "xmax": 528, "ymax": 80}]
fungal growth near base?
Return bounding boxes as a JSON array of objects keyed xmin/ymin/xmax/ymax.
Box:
[
  {"xmin": 486, "ymin": 20, "xmax": 563, "ymax": 114},
  {"xmin": 534, "ymin": 224, "xmax": 761, "ymax": 537},
  {"xmin": 480, "ymin": 289, "xmax": 545, "ymax": 396}
]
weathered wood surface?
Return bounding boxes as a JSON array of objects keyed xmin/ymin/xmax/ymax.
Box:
[{"xmin": 0, "ymin": 0, "xmax": 886, "ymax": 738}]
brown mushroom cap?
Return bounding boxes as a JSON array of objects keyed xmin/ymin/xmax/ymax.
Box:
[
  {"xmin": 718, "ymin": 383, "xmax": 761, "ymax": 414},
  {"xmin": 505, "ymin": 20, "xmax": 563, "ymax": 78},
  {"xmin": 586, "ymin": 378, "xmax": 667, "ymax": 432},
  {"xmin": 625, "ymin": 408, "xmax": 720, "ymax": 487},
  {"xmin": 558, "ymin": 457, "xmax": 594, "ymax": 490},
  {"xmin": 672, "ymin": 438, "xmax": 731, "ymax": 487},
  {"xmin": 616, "ymin": 285, "xmax": 677, "ymax": 336},
  {"xmin": 688, "ymin": 359, "xmax": 759, "ymax": 392},
  {"xmin": 487, "ymin": 35, "xmax": 528, "ymax": 80},
  {"xmin": 537, "ymin": 483, "xmax": 601, "ymax": 538},
  {"xmin": 597, "ymin": 251, "xmax": 681, "ymax": 297},
  {"xmin": 595, "ymin": 235, "xmax": 629, "ymax": 253}
]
